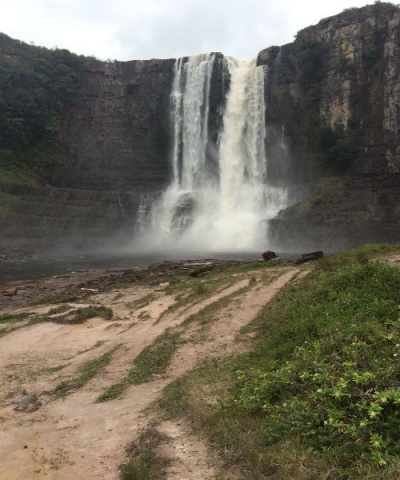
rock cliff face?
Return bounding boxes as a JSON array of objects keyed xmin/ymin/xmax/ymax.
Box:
[
  {"xmin": 258, "ymin": 3, "xmax": 400, "ymax": 250},
  {"xmin": 0, "ymin": 55, "xmax": 177, "ymax": 252},
  {"xmin": 56, "ymin": 59, "xmax": 175, "ymax": 192},
  {"xmin": 1, "ymin": 3, "xmax": 400, "ymax": 254},
  {"xmin": 259, "ymin": 3, "xmax": 400, "ymax": 177}
]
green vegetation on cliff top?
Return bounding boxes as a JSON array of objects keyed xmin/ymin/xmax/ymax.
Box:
[{"xmin": 0, "ymin": 33, "xmax": 88, "ymax": 186}]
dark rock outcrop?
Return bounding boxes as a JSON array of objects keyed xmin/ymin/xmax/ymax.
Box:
[
  {"xmin": 12, "ymin": 393, "xmax": 42, "ymax": 413},
  {"xmin": 270, "ymin": 174, "xmax": 400, "ymax": 252},
  {"xmin": 0, "ymin": 185, "xmax": 141, "ymax": 252},
  {"xmin": 262, "ymin": 250, "xmax": 277, "ymax": 261}
]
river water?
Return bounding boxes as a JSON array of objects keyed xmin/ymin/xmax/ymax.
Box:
[{"xmin": 0, "ymin": 251, "xmax": 271, "ymax": 283}]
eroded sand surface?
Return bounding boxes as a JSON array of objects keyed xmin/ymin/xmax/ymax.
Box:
[{"xmin": 0, "ymin": 262, "xmax": 301, "ymax": 480}]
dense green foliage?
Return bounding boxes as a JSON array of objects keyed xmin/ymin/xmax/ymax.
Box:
[
  {"xmin": 296, "ymin": 40, "xmax": 328, "ymax": 85},
  {"xmin": 319, "ymin": 125, "xmax": 358, "ymax": 171},
  {"xmin": 0, "ymin": 311, "xmax": 32, "ymax": 323},
  {"xmin": 0, "ymin": 34, "xmax": 86, "ymax": 178},
  {"xmin": 228, "ymin": 250, "xmax": 400, "ymax": 474},
  {"xmin": 324, "ymin": 138, "xmax": 358, "ymax": 169},
  {"xmin": 235, "ymin": 266, "xmax": 400, "ymax": 464}
]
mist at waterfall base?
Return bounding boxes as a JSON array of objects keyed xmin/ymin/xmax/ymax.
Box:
[{"xmin": 133, "ymin": 54, "xmax": 289, "ymax": 255}]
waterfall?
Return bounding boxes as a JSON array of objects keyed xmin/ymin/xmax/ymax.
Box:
[
  {"xmin": 115, "ymin": 192, "xmax": 126, "ymax": 218},
  {"xmin": 135, "ymin": 54, "xmax": 288, "ymax": 252},
  {"xmin": 171, "ymin": 54, "xmax": 215, "ymax": 190}
]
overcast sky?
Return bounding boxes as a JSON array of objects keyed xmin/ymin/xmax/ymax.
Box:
[{"xmin": 1, "ymin": 0, "xmax": 374, "ymax": 61}]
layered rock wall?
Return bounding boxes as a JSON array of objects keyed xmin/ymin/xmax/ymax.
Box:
[
  {"xmin": 0, "ymin": 186, "xmax": 139, "ymax": 252},
  {"xmin": 259, "ymin": 3, "xmax": 400, "ymax": 177},
  {"xmin": 56, "ymin": 58, "xmax": 175, "ymax": 192}
]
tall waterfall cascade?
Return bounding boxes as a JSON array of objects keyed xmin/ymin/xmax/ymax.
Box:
[{"xmin": 135, "ymin": 54, "xmax": 288, "ymax": 252}]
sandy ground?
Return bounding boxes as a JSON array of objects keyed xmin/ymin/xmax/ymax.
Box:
[{"xmin": 0, "ymin": 263, "xmax": 302, "ymax": 480}]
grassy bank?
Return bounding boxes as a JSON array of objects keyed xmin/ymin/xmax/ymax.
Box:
[{"xmin": 152, "ymin": 244, "xmax": 400, "ymax": 479}]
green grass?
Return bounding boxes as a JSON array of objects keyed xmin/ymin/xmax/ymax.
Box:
[
  {"xmin": 46, "ymin": 304, "xmax": 72, "ymax": 315},
  {"xmin": 182, "ymin": 284, "xmax": 249, "ymax": 330},
  {"xmin": 0, "ymin": 305, "xmax": 113, "ymax": 338},
  {"xmin": 96, "ymin": 330, "xmax": 181, "ymax": 402},
  {"xmin": 0, "ymin": 314, "xmax": 48, "ymax": 338},
  {"xmin": 315, "ymin": 243, "xmax": 400, "ymax": 270},
  {"xmin": 23, "ymin": 363, "xmax": 67, "ymax": 382},
  {"xmin": 51, "ymin": 344, "xmax": 120, "ymax": 396},
  {"xmin": 153, "ymin": 245, "xmax": 400, "ymax": 479},
  {"xmin": 43, "ymin": 365, "xmax": 65, "ymax": 374},
  {"xmin": 98, "ymin": 264, "xmax": 281, "ymax": 403},
  {"xmin": 0, "ymin": 312, "xmax": 33, "ymax": 324},
  {"xmin": 230, "ymin": 262, "xmax": 400, "ymax": 469},
  {"xmin": 48, "ymin": 305, "xmax": 113, "ymax": 324},
  {"xmin": 125, "ymin": 293, "xmax": 158, "ymax": 310},
  {"xmin": 97, "ymin": 271, "xmax": 265, "ymax": 403},
  {"xmin": 119, "ymin": 427, "xmax": 170, "ymax": 480},
  {"xmin": 158, "ymin": 262, "xmax": 275, "ymax": 321}
]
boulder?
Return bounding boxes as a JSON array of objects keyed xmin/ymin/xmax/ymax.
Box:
[
  {"xmin": 2, "ymin": 288, "xmax": 17, "ymax": 297},
  {"xmin": 262, "ymin": 250, "xmax": 278, "ymax": 261},
  {"xmin": 12, "ymin": 393, "xmax": 42, "ymax": 413}
]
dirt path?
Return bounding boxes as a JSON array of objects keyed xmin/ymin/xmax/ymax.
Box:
[{"xmin": 0, "ymin": 265, "xmax": 301, "ymax": 480}]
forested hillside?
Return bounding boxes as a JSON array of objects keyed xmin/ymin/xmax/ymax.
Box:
[{"xmin": 0, "ymin": 34, "xmax": 86, "ymax": 182}]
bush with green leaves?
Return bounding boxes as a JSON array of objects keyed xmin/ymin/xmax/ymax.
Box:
[
  {"xmin": 0, "ymin": 34, "xmax": 87, "ymax": 178},
  {"xmin": 319, "ymin": 125, "xmax": 358, "ymax": 171},
  {"xmin": 231, "ymin": 259, "xmax": 400, "ymax": 469},
  {"xmin": 296, "ymin": 39, "xmax": 328, "ymax": 85}
]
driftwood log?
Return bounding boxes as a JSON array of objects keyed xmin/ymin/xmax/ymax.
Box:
[{"xmin": 295, "ymin": 251, "xmax": 324, "ymax": 265}]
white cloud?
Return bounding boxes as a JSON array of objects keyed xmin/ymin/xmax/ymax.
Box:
[{"xmin": 0, "ymin": 0, "xmax": 374, "ymax": 60}]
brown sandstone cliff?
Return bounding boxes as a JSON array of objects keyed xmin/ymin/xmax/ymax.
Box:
[
  {"xmin": 259, "ymin": 3, "xmax": 400, "ymax": 251},
  {"xmin": 259, "ymin": 2, "xmax": 400, "ymax": 176}
]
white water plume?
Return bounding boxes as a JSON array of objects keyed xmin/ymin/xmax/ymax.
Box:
[
  {"xmin": 171, "ymin": 54, "xmax": 215, "ymax": 190},
  {"xmin": 135, "ymin": 54, "xmax": 288, "ymax": 252}
]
